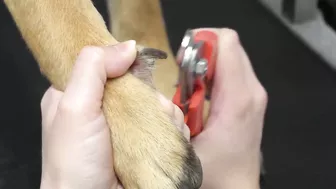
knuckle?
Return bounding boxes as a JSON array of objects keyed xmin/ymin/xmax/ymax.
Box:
[
  {"xmin": 243, "ymin": 94, "xmax": 255, "ymax": 109},
  {"xmin": 40, "ymin": 93, "xmax": 49, "ymax": 111},
  {"xmin": 236, "ymin": 93, "xmax": 254, "ymax": 111},
  {"xmin": 254, "ymin": 85, "xmax": 268, "ymax": 107},
  {"xmin": 235, "ymin": 85, "xmax": 268, "ymax": 116},
  {"xmin": 174, "ymin": 104, "xmax": 185, "ymax": 125},
  {"xmin": 58, "ymin": 99, "xmax": 81, "ymax": 116},
  {"xmin": 40, "ymin": 88, "xmax": 53, "ymax": 111},
  {"xmin": 230, "ymin": 94, "xmax": 254, "ymax": 118}
]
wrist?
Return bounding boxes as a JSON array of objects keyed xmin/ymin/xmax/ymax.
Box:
[
  {"xmin": 40, "ymin": 178, "xmax": 69, "ymax": 189},
  {"xmin": 201, "ymin": 179, "xmax": 260, "ymax": 189},
  {"xmin": 200, "ymin": 170, "xmax": 260, "ymax": 189},
  {"xmin": 40, "ymin": 171, "xmax": 65, "ymax": 189},
  {"xmin": 217, "ymin": 180, "xmax": 260, "ymax": 189}
]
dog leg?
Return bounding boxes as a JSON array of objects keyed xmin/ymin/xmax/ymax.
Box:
[
  {"xmin": 107, "ymin": 0, "xmax": 211, "ymax": 121},
  {"xmin": 108, "ymin": 0, "xmax": 177, "ymax": 97},
  {"xmin": 108, "ymin": 0, "xmax": 266, "ymax": 185},
  {"xmin": 4, "ymin": 0, "xmax": 202, "ymax": 188}
]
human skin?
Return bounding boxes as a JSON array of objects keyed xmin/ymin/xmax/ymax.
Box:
[
  {"xmin": 40, "ymin": 28, "xmax": 267, "ymax": 189},
  {"xmin": 192, "ymin": 28, "xmax": 267, "ymax": 189}
]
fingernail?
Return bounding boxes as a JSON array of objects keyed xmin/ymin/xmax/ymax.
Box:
[{"xmin": 116, "ymin": 40, "xmax": 136, "ymax": 52}]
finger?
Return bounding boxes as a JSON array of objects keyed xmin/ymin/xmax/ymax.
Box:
[
  {"xmin": 201, "ymin": 29, "xmax": 262, "ymax": 91},
  {"xmin": 59, "ymin": 41, "xmax": 136, "ymax": 120},
  {"xmin": 191, "ymin": 28, "xmax": 253, "ymax": 117},
  {"xmin": 194, "ymin": 28, "xmax": 257, "ymax": 82},
  {"xmin": 41, "ymin": 87, "xmax": 63, "ymax": 129},
  {"xmin": 182, "ymin": 123, "xmax": 191, "ymax": 141},
  {"xmin": 172, "ymin": 104, "xmax": 191, "ymax": 141},
  {"xmin": 104, "ymin": 40, "xmax": 137, "ymax": 78},
  {"xmin": 157, "ymin": 93, "xmax": 190, "ymax": 141},
  {"xmin": 192, "ymin": 28, "xmax": 247, "ymax": 95}
]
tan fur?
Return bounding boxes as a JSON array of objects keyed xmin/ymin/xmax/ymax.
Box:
[
  {"xmin": 108, "ymin": 0, "xmax": 210, "ymax": 120},
  {"xmin": 108, "ymin": 0, "xmax": 265, "ymax": 183},
  {"xmin": 108, "ymin": 0, "xmax": 177, "ymax": 98},
  {"xmin": 3, "ymin": 0, "xmax": 203, "ymax": 188}
]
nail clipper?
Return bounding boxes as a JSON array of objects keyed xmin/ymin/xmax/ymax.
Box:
[{"xmin": 173, "ymin": 29, "xmax": 218, "ymax": 137}]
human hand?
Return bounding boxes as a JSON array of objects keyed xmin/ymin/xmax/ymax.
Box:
[
  {"xmin": 39, "ymin": 40, "xmax": 189, "ymax": 189},
  {"xmin": 191, "ymin": 28, "xmax": 268, "ymax": 189}
]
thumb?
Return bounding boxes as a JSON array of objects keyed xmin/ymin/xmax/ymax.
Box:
[
  {"xmin": 60, "ymin": 40, "xmax": 136, "ymax": 121},
  {"xmin": 104, "ymin": 40, "xmax": 137, "ymax": 78}
]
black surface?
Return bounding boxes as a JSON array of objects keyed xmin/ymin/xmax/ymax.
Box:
[
  {"xmin": 319, "ymin": 0, "xmax": 336, "ymax": 31},
  {"xmin": 282, "ymin": 0, "xmax": 297, "ymax": 22},
  {"xmin": 160, "ymin": 1, "xmax": 336, "ymax": 188},
  {"xmin": 1, "ymin": 0, "xmax": 336, "ymax": 189}
]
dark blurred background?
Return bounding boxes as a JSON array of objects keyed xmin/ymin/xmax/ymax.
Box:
[{"xmin": 1, "ymin": 0, "xmax": 336, "ymax": 188}]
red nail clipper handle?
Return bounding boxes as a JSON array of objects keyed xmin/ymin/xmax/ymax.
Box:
[{"xmin": 173, "ymin": 30, "xmax": 218, "ymax": 137}]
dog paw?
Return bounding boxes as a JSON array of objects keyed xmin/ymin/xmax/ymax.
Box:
[
  {"xmin": 113, "ymin": 123, "xmax": 203, "ymax": 189},
  {"xmin": 108, "ymin": 46, "xmax": 203, "ymax": 189}
]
